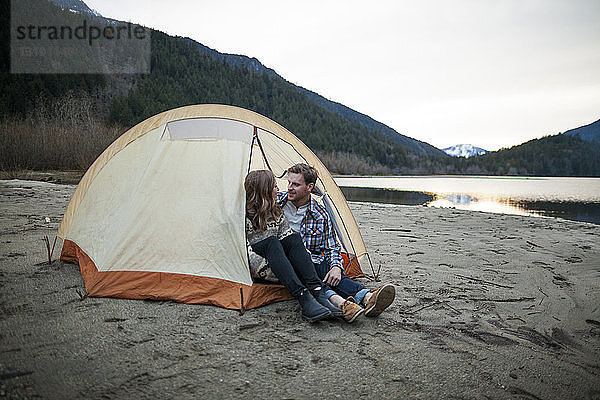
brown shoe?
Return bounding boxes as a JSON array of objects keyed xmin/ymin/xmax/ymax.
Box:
[
  {"xmin": 363, "ymin": 284, "xmax": 395, "ymax": 317},
  {"xmin": 340, "ymin": 297, "xmax": 365, "ymax": 323}
]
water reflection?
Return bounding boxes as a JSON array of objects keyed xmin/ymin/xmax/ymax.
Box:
[
  {"xmin": 511, "ymin": 199, "xmax": 600, "ymax": 225},
  {"xmin": 339, "ymin": 187, "xmax": 435, "ymax": 205},
  {"xmin": 427, "ymin": 196, "xmax": 533, "ymax": 217},
  {"xmin": 339, "ymin": 186, "xmax": 600, "ymax": 225},
  {"xmin": 444, "ymin": 194, "xmax": 476, "ymax": 206}
]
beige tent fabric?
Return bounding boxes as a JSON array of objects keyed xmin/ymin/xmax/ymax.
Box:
[
  {"xmin": 66, "ymin": 119, "xmax": 253, "ymax": 285},
  {"xmin": 59, "ymin": 104, "xmax": 369, "ymax": 283},
  {"xmin": 59, "ymin": 105, "xmax": 285, "ymax": 238}
]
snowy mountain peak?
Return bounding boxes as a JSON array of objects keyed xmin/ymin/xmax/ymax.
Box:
[
  {"xmin": 443, "ymin": 144, "xmax": 487, "ymax": 158},
  {"xmin": 50, "ymin": 0, "xmax": 103, "ymax": 17}
]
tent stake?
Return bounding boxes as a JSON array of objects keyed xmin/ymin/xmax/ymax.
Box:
[
  {"xmin": 44, "ymin": 235, "xmax": 51, "ymax": 265},
  {"xmin": 43, "ymin": 235, "xmax": 58, "ymax": 265},
  {"xmin": 239, "ymin": 287, "xmax": 245, "ymax": 316},
  {"xmin": 76, "ymin": 289, "xmax": 88, "ymax": 301},
  {"xmin": 366, "ymin": 253, "xmax": 378, "ymax": 281},
  {"xmin": 50, "ymin": 236, "xmax": 57, "ymax": 260},
  {"xmin": 374, "ymin": 263, "xmax": 382, "ymax": 282}
]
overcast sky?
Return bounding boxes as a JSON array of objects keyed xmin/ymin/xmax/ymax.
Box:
[{"xmin": 85, "ymin": 0, "xmax": 600, "ymax": 151}]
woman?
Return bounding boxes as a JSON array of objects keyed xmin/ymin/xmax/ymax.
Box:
[{"xmin": 245, "ymin": 170, "xmax": 343, "ymax": 322}]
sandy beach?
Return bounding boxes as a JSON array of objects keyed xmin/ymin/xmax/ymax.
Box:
[{"xmin": 1, "ymin": 179, "xmax": 599, "ymax": 399}]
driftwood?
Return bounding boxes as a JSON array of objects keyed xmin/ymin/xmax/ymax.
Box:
[
  {"xmin": 454, "ymin": 273, "xmax": 514, "ymax": 289},
  {"xmin": 466, "ymin": 297, "xmax": 535, "ymax": 303}
]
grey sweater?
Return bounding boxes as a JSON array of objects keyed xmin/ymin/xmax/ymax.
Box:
[
  {"xmin": 245, "ymin": 213, "xmax": 294, "ymax": 282},
  {"xmin": 245, "ymin": 213, "xmax": 294, "ymax": 245}
]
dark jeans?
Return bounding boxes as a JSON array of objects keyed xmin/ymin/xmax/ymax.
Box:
[
  {"xmin": 250, "ymin": 233, "xmax": 323, "ymax": 298},
  {"xmin": 314, "ymin": 259, "xmax": 365, "ymax": 300}
]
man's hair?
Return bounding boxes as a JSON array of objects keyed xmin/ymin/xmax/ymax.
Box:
[{"xmin": 287, "ymin": 163, "xmax": 318, "ymax": 186}]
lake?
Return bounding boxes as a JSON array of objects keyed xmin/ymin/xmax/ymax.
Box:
[{"xmin": 334, "ymin": 176, "xmax": 600, "ymax": 225}]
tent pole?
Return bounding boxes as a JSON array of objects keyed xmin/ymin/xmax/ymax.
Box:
[
  {"xmin": 254, "ymin": 127, "xmax": 274, "ymax": 173},
  {"xmin": 248, "ymin": 131, "xmax": 256, "ymax": 173}
]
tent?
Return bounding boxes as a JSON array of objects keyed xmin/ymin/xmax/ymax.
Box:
[{"xmin": 59, "ymin": 104, "xmax": 373, "ymax": 310}]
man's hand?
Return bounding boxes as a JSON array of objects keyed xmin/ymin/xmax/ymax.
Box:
[{"xmin": 323, "ymin": 266, "xmax": 342, "ymax": 286}]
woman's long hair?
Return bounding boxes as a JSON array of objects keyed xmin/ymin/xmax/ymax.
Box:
[{"xmin": 245, "ymin": 170, "xmax": 282, "ymax": 231}]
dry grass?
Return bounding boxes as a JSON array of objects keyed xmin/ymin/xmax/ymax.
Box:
[
  {"xmin": 0, "ymin": 94, "xmax": 421, "ymax": 177},
  {"xmin": 0, "ymin": 92, "xmax": 123, "ymax": 171},
  {"xmin": 317, "ymin": 150, "xmax": 394, "ymax": 175}
]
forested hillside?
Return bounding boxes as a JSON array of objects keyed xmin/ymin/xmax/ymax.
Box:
[
  {"xmin": 0, "ymin": 0, "xmax": 598, "ymax": 177},
  {"xmin": 455, "ymin": 134, "xmax": 600, "ymax": 176},
  {"xmin": 564, "ymin": 119, "xmax": 600, "ymax": 143},
  {"xmin": 183, "ymin": 39, "xmax": 445, "ymax": 157},
  {"xmin": 1, "ymin": 0, "xmax": 432, "ymax": 174},
  {"xmin": 0, "ymin": 0, "xmax": 106, "ymax": 119},
  {"xmin": 106, "ymin": 30, "xmax": 415, "ymax": 171}
]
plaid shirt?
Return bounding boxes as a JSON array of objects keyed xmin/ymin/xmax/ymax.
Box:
[{"xmin": 278, "ymin": 192, "xmax": 343, "ymax": 270}]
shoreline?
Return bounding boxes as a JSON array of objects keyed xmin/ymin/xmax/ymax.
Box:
[
  {"xmin": 1, "ymin": 179, "xmax": 599, "ymax": 399},
  {"xmin": 0, "ymin": 171, "xmax": 85, "ymax": 185},
  {"xmin": 3, "ymin": 172, "xmax": 600, "ymax": 226},
  {"xmin": 2, "ymin": 170, "xmax": 599, "ymax": 184}
]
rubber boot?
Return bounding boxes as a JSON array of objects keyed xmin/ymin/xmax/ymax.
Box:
[
  {"xmin": 311, "ymin": 288, "xmax": 344, "ymax": 318},
  {"xmin": 297, "ymin": 289, "xmax": 331, "ymax": 322}
]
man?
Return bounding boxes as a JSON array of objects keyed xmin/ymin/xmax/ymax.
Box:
[{"xmin": 278, "ymin": 163, "xmax": 395, "ymax": 318}]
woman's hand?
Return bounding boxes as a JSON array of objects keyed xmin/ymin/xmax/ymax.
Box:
[{"xmin": 323, "ymin": 266, "xmax": 342, "ymax": 286}]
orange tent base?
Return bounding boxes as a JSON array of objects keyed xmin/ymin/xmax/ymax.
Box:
[{"xmin": 60, "ymin": 240, "xmax": 293, "ymax": 310}]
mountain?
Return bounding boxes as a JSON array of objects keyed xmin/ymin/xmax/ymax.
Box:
[
  {"xmin": 41, "ymin": 0, "xmax": 445, "ymax": 158},
  {"xmin": 3, "ymin": 0, "xmax": 598, "ymax": 176},
  {"xmin": 183, "ymin": 40, "xmax": 445, "ymax": 158},
  {"xmin": 48, "ymin": 0, "xmax": 101, "ymax": 16},
  {"xmin": 3, "ymin": 0, "xmax": 443, "ymax": 174},
  {"xmin": 184, "ymin": 38, "xmax": 280, "ymax": 78},
  {"xmin": 105, "ymin": 30, "xmax": 424, "ymax": 172},
  {"xmin": 564, "ymin": 119, "xmax": 600, "ymax": 143},
  {"xmin": 458, "ymin": 134, "xmax": 600, "ymax": 176},
  {"xmin": 443, "ymin": 144, "xmax": 487, "ymax": 158},
  {"xmin": 297, "ymin": 87, "xmax": 445, "ymax": 157}
]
